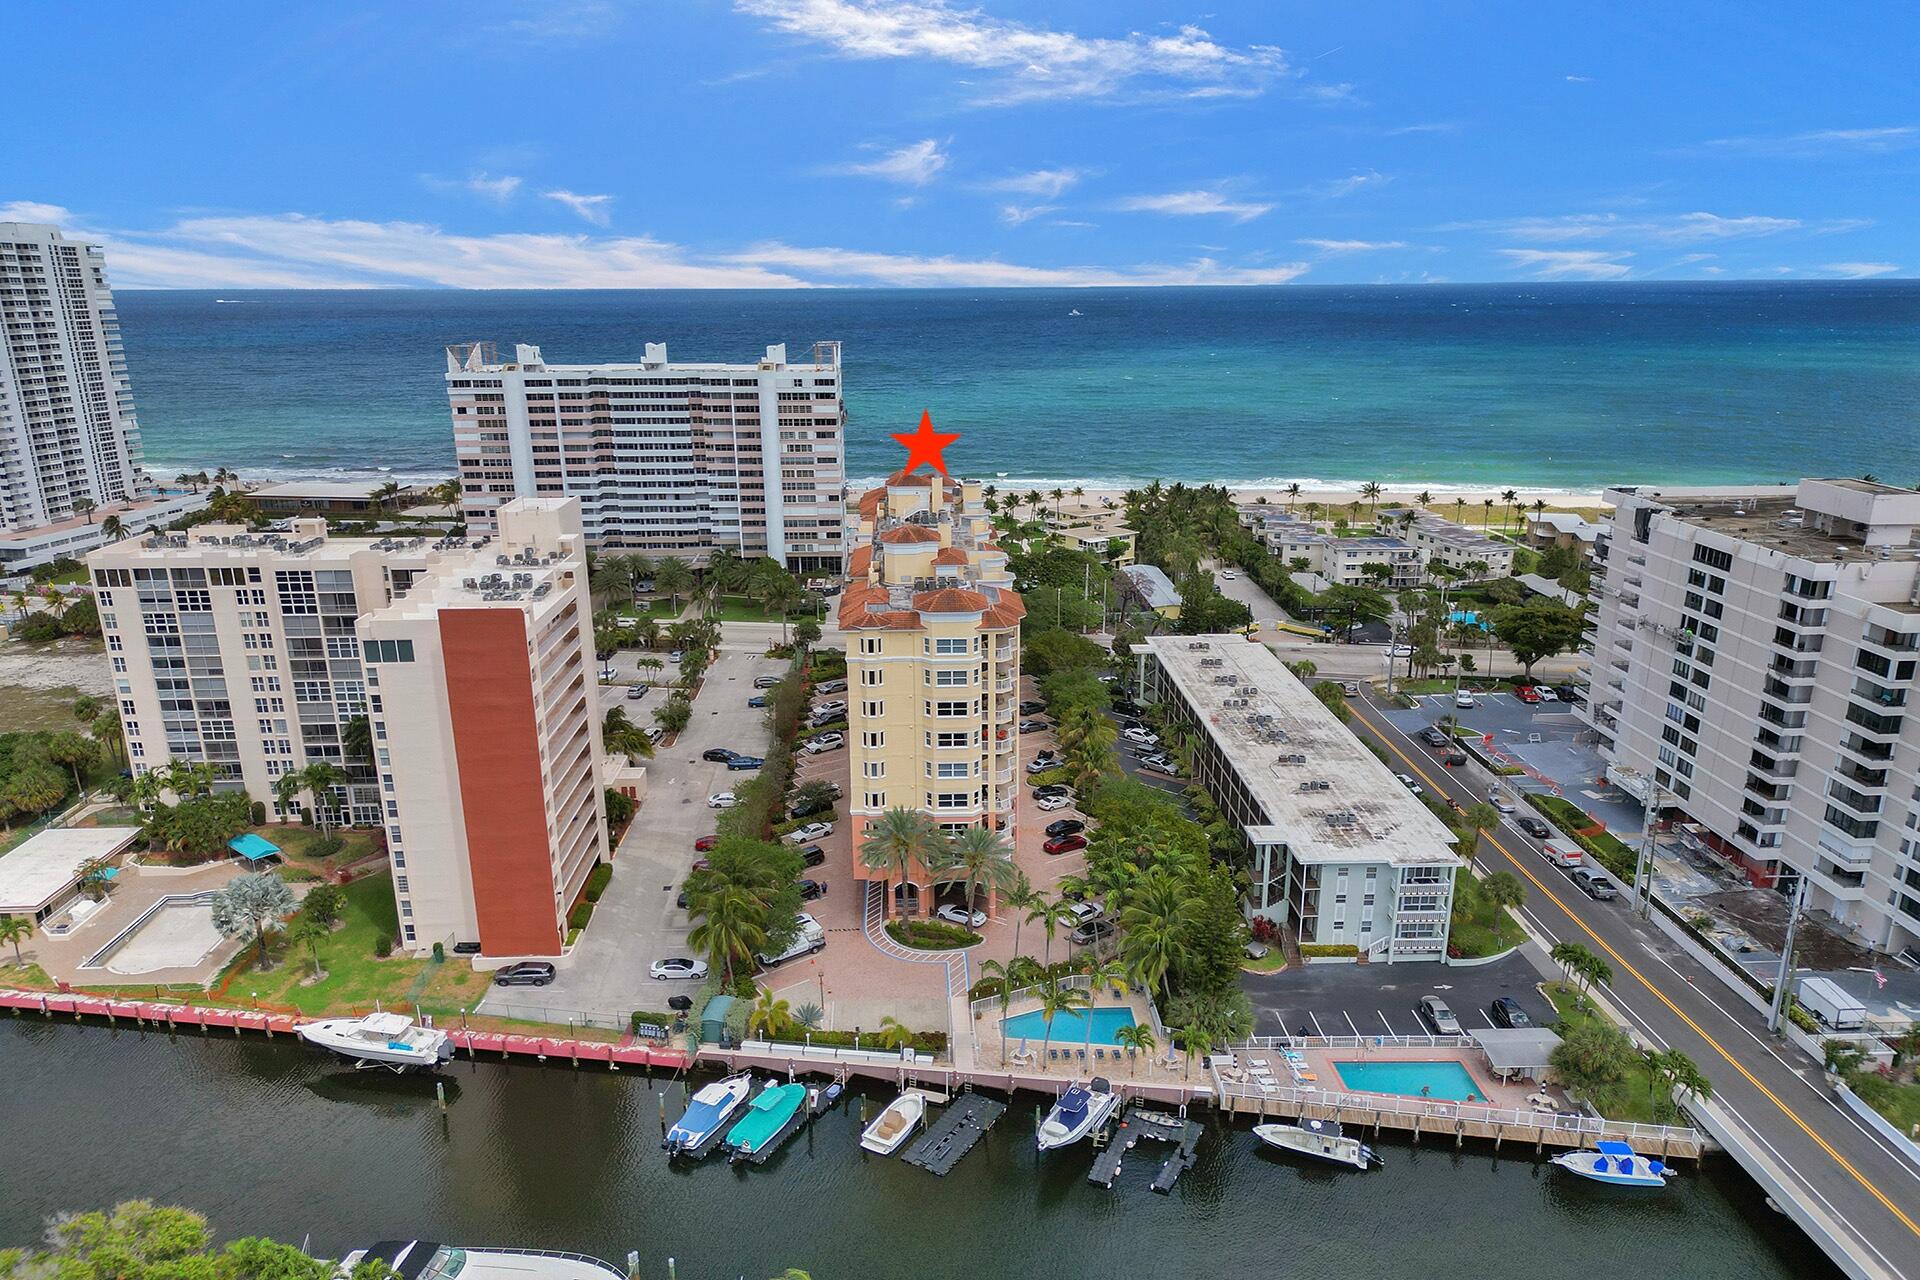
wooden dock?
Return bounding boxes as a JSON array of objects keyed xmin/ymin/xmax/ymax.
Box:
[
  {"xmin": 1087, "ymin": 1105, "xmax": 1203, "ymax": 1193},
  {"xmin": 902, "ymin": 1092, "xmax": 1007, "ymax": 1176}
]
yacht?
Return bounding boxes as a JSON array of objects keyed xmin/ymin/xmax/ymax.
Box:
[
  {"xmin": 1036, "ymin": 1078, "xmax": 1120, "ymax": 1151},
  {"xmin": 859, "ymin": 1090, "xmax": 927, "ymax": 1155},
  {"xmin": 723, "ymin": 1081, "xmax": 809, "ymax": 1163},
  {"xmin": 1551, "ymin": 1141, "xmax": 1676, "ymax": 1188},
  {"xmin": 1252, "ymin": 1118, "xmax": 1380, "ymax": 1170},
  {"xmin": 341, "ymin": 1241, "xmax": 623, "ymax": 1280},
  {"xmin": 664, "ymin": 1073, "xmax": 754, "ymax": 1157},
  {"xmin": 295, "ymin": 1012, "xmax": 451, "ymax": 1071}
]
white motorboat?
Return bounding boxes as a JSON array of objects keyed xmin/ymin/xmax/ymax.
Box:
[
  {"xmin": 344, "ymin": 1241, "xmax": 623, "ymax": 1280},
  {"xmin": 665, "ymin": 1073, "xmax": 754, "ymax": 1157},
  {"xmin": 1253, "ymin": 1118, "xmax": 1381, "ymax": 1171},
  {"xmin": 1551, "ymin": 1141, "xmax": 1676, "ymax": 1188},
  {"xmin": 1037, "ymin": 1077, "xmax": 1120, "ymax": 1151},
  {"xmin": 295, "ymin": 1011, "xmax": 451, "ymax": 1071},
  {"xmin": 859, "ymin": 1090, "xmax": 928, "ymax": 1155}
]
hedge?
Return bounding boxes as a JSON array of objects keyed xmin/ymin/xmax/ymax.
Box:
[
  {"xmin": 584, "ymin": 862, "xmax": 613, "ymax": 903},
  {"xmin": 886, "ymin": 919, "xmax": 980, "ymax": 950},
  {"xmin": 1299, "ymin": 943, "xmax": 1359, "ymax": 958},
  {"xmin": 568, "ymin": 898, "xmax": 595, "ymax": 930},
  {"xmin": 800, "ymin": 1027, "xmax": 948, "ymax": 1054},
  {"xmin": 629, "ymin": 1009, "xmax": 679, "ymax": 1035}
]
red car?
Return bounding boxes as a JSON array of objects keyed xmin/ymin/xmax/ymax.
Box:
[
  {"xmin": 694, "ymin": 834, "xmax": 719, "ymax": 851},
  {"xmin": 1043, "ymin": 834, "xmax": 1088, "ymax": 856},
  {"xmin": 1513, "ymin": 685, "xmax": 1542, "ymax": 704}
]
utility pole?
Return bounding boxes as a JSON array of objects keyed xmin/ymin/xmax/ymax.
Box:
[
  {"xmin": 1766, "ymin": 876, "xmax": 1809, "ymax": 1033},
  {"xmin": 1632, "ymin": 783, "xmax": 1665, "ymax": 919}
]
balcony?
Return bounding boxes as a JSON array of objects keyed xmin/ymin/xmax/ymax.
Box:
[
  {"xmin": 1840, "ymin": 731, "xmax": 1895, "ymax": 762},
  {"xmin": 1748, "ymin": 751, "xmax": 1797, "ymax": 778},
  {"xmin": 1850, "ymin": 676, "xmax": 1907, "ymax": 709}
]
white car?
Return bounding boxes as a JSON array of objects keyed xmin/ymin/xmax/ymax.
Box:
[
  {"xmin": 1454, "ymin": 691, "xmax": 1476, "ymax": 708},
  {"xmin": 1490, "ymin": 791, "xmax": 1517, "ymax": 814},
  {"xmin": 706, "ymin": 792, "xmax": 737, "ymax": 809},
  {"xmin": 1035, "ymin": 794, "xmax": 1073, "ymax": 812},
  {"xmin": 1395, "ymin": 773, "xmax": 1424, "ymax": 796},
  {"xmin": 936, "ymin": 904, "xmax": 987, "ymax": 928},
  {"xmin": 1121, "ymin": 726, "xmax": 1158, "ymax": 746},
  {"xmin": 804, "ymin": 733, "xmax": 845, "ymax": 754},
  {"xmin": 1064, "ymin": 901, "xmax": 1105, "ymax": 927},
  {"xmin": 1220, "ymin": 570, "xmax": 1238, "ymax": 580},
  {"xmin": 649, "ymin": 957, "xmax": 709, "ymax": 981},
  {"xmin": 1388, "ymin": 643, "xmax": 1413, "ymax": 658},
  {"xmin": 812, "ymin": 700, "xmax": 847, "ymax": 717},
  {"xmin": 786, "ymin": 821, "xmax": 834, "ymax": 844}
]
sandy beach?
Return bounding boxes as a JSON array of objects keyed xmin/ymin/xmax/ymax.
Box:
[{"xmin": 963, "ymin": 482, "xmax": 1611, "ymax": 519}]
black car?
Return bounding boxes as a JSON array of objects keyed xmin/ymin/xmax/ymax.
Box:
[
  {"xmin": 1516, "ymin": 815, "xmax": 1550, "ymax": 838},
  {"xmin": 1489, "ymin": 997, "xmax": 1532, "ymax": 1029},
  {"xmin": 1032, "ymin": 783, "xmax": 1073, "ymax": 800},
  {"xmin": 797, "ymin": 879, "xmax": 828, "ymax": 901},
  {"xmin": 799, "ymin": 844, "xmax": 827, "ymax": 868},
  {"xmin": 1440, "ymin": 751, "xmax": 1468, "ymax": 767},
  {"xmin": 702, "ymin": 747, "xmax": 739, "ymax": 763},
  {"xmin": 1553, "ymin": 684, "xmax": 1578, "ymax": 702},
  {"xmin": 1421, "ymin": 726, "xmax": 1451, "ymax": 748},
  {"xmin": 1019, "ymin": 700, "xmax": 1047, "ymax": 716},
  {"xmin": 492, "ymin": 961, "xmax": 556, "ymax": 987},
  {"xmin": 1044, "ymin": 818, "xmax": 1086, "ymax": 838}
]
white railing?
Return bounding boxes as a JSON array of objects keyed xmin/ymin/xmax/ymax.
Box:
[
  {"xmin": 734, "ymin": 1037, "xmax": 933, "ymax": 1066},
  {"xmin": 1236, "ymin": 1032, "xmax": 1479, "ymax": 1051}
]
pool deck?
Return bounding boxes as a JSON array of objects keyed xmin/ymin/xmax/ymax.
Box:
[{"xmin": 971, "ymin": 987, "xmax": 1182, "ymax": 1085}]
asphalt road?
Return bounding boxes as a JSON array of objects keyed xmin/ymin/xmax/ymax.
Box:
[
  {"xmin": 1242, "ymin": 951, "xmax": 1553, "ymax": 1039},
  {"xmin": 1347, "ymin": 691, "xmax": 1920, "ymax": 1279}
]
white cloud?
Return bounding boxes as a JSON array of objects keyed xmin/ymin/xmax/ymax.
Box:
[
  {"xmin": 6, "ymin": 203, "xmax": 1307, "ymax": 290},
  {"xmin": 1382, "ymin": 122, "xmax": 1457, "ymax": 136},
  {"xmin": 1443, "ymin": 211, "xmax": 1802, "ymax": 243},
  {"xmin": 466, "ymin": 172, "xmax": 522, "ymax": 201},
  {"xmin": 1565, "ymin": 75, "xmax": 1592, "ymax": 83},
  {"xmin": 831, "ymin": 139, "xmax": 948, "ymax": 186},
  {"xmin": 1499, "ymin": 248, "xmax": 1633, "ymax": 280},
  {"xmin": 542, "ymin": 190, "xmax": 614, "ymax": 225},
  {"xmin": 1116, "ymin": 189, "xmax": 1271, "ymax": 221},
  {"xmin": 1304, "ymin": 170, "xmax": 1388, "ymax": 198},
  {"xmin": 492, "ymin": 1, "xmax": 617, "ymax": 41},
  {"xmin": 1297, "ymin": 238, "xmax": 1407, "ymax": 252},
  {"xmin": 1705, "ymin": 125, "xmax": 1919, "ymax": 157},
  {"xmin": 733, "ymin": 0, "xmax": 1308, "ymax": 104},
  {"xmin": 988, "ymin": 168, "xmax": 1085, "ymax": 197},
  {"xmin": 998, "ymin": 204, "xmax": 1059, "ymax": 225},
  {"xmin": 1823, "ymin": 261, "xmax": 1900, "ymax": 279}
]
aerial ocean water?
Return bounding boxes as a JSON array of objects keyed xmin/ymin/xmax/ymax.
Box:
[{"xmin": 114, "ymin": 283, "xmax": 1920, "ymax": 492}]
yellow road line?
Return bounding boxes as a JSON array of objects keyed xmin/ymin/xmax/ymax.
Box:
[{"xmin": 1356, "ymin": 702, "xmax": 1920, "ymax": 1240}]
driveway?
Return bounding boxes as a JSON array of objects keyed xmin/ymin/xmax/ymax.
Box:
[
  {"xmin": 1241, "ymin": 951, "xmax": 1554, "ymax": 1039},
  {"xmin": 477, "ymin": 644, "xmax": 783, "ymax": 1026}
]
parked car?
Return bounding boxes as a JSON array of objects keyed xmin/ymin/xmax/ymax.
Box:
[
  {"xmin": 1489, "ymin": 790, "xmax": 1516, "ymax": 814},
  {"xmin": 1388, "ymin": 643, "xmax": 1413, "ymax": 658},
  {"xmin": 1139, "ymin": 754, "xmax": 1179, "ymax": 775},
  {"xmin": 1110, "ymin": 699, "xmax": 1143, "ymax": 718},
  {"xmin": 1044, "ymin": 818, "xmax": 1086, "ymax": 838},
  {"xmin": 625, "ymin": 685, "xmax": 647, "ymax": 701},
  {"xmin": 1121, "ymin": 726, "xmax": 1159, "ymax": 746},
  {"xmin": 753, "ymin": 674, "xmax": 782, "ymax": 688},
  {"xmin": 702, "ymin": 747, "xmax": 740, "ymax": 763},
  {"xmin": 1027, "ymin": 752, "xmax": 1061, "ymax": 774},
  {"xmin": 649, "ymin": 957, "xmax": 709, "ymax": 981},
  {"xmin": 1421, "ymin": 725, "xmax": 1451, "ymax": 748},
  {"xmin": 727, "ymin": 755, "xmax": 764, "ymax": 771},
  {"xmin": 1488, "ymin": 997, "xmax": 1532, "ymax": 1029},
  {"xmin": 706, "ymin": 792, "xmax": 737, "ymax": 808},
  {"xmin": 1043, "ymin": 833, "xmax": 1088, "ymax": 856},
  {"xmin": 815, "ymin": 679, "xmax": 848, "ymax": 694},
  {"xmin": 1032, "ymin": 783, "xmax": 1073, "ymax": 800},
  {"xmin": 1036, "ymin": 794, "xmax": 1073, "ymax": 812},
  {"xmin": 797, "ymin": 879, "xmax": 828, "ymax": 902},
  {"xmin": 747, "ymin": 695, "xmax": 768, "ymax": 708},
  {"xmin": 492, "ymin": 961, "xmax": 556, "ymax": 987},
  {"xmin": 1065, "ymin": 900, "xmax": 1105, "ymax": 927},
  {"xmin": 1341, "ymin": 681, "xmax": 1360, "ymax": 696},
  {"xmin": 1516, "ymin": 815, "xmax": 1550, "ymax": 839},
  {"xmin": 936, "ymin": 904, "xmax": 987, "ymax": 928},
  {"xmin": 812, "ymin": 699, "xmax": 847, "ymax": 717},
  {"xmin": 694, "ymin": 834, "xmax": 719, "ymax": 852},
  {"xmin": 1544, "ymin": 839, "xmax": 1585, "ymax": 870},
  {"xmin": 1395, "ymin": 772, "xmax": 1423, "ymax": 796},
  {"xmin": 798, "ymin": 844, "xmax": 827, "ymax": 868},
  {"xmin": 1416, "ymin": 995, "xmax": 1461, "ymax": 1035},
  {"xmin": 1572, "ymin": 868, "xmax": 1618, "ymax": 900},
  {"xmin": 785, "ymin": 821, "xmax": 834, "ymax": 844},
  {"xmin": 807, "ymin": 710, "xmax": 842, "ymax": 729},
  {"xmin": 1514, "ymin": 684, "xmax": 1543, "ymax": 704},
  {"xmin": 667, "ymin": 650, "xmax": 685, "ymax": 663},
  {"xmin": 1017, "ymin": 718, "xmax": 1049, "ymax": 733},
  {"xmin": 1019, "ymin": 699, "xmax": 1047, "ymax": 716},
  {"xmin": 1069, "ymin": 918, "xmax": 1115, "ymax": 947},
  {"xmin": 666, "ymin": 994, "xmax": 694, "ymax": 1012},
  {"xmin": 757, "ymin": 912, "xmax": 826, "ymax": 967},
  {"xmin": 1454, "ymin": 691, "xmax": 1476, "ymax": 708},
  {"xmin": 804, "ymin": 732, "xmax": 845, "ymax": 754},
  {"xmin": 1552, "ymin": 683, "xmax": 1579, "ymax": 702}
]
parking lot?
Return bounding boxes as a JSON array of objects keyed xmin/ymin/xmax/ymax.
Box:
[
  {"xmin": 1240, "ymin": 950, "xmax": 1555, "ymax": 1039},
  {"xmin": 477, "ymin": 643, "xmax": 785, "ymax": 1025}
]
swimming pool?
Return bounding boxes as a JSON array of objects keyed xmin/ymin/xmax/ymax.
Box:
[
  {"xmin": 1001, "ymin": 1006, "xmax": 1138, "ymax": 1046},
  {"xmin": 1332, "ymin": 1060, "xmax": 1484, "ymax": 1102}
]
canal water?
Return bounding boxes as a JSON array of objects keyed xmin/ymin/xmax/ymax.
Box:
[{"xmin": 1, "ymin": 1020, "xmax": 1837, "ymax": 1279}]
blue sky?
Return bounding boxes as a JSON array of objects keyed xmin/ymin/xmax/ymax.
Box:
[{"xmin": 7, "ymin": 1, "xmax": 1916, "ymax": 286}]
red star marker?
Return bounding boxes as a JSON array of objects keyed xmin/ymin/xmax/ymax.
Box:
[{"xmin": 890, "ymin": 410, "xmax": 960, "ymax": 478}]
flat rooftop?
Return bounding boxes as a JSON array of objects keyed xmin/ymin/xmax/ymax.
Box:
[
  {"xmin": 1665, "ymin": 495, "xmax": 1920, "ymax": 565},
  {"xmin": 0, "ymin": 827, "xmax": 141, "ymax": 914},
  {"xmin": 1145, "ymin": 634, "xmax": 1461, "ymax": 867}
]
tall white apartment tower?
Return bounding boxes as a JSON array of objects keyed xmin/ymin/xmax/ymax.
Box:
[
  {"xmin": 445, "ymin": 340, "xmax": 845, "ymax": 572},
  {"xmin": 0, "ymin": 223, "xmax": 148, "ymax": 530},
  {"xmin": 1580, "ymin": 478, "xmax": 1920, "ymax": 955}
]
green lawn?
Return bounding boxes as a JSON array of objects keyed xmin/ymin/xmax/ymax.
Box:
[
  {"xmin": 616, "ymin": 598, "xmax": 683, "ymax": 620},
  {"xmin": 0, "ymin": 682, "xmax": 98, "ymax": 734},
  {"xmin": 220, "ymin": 873, "xmax": 492, "ymax": 1017},
  {"xmin": 1846, "ymin": 1073, "xmax": 1920, "ymax": 1132},
  {"xmin": 1449, "ymin": 867, "xmax": 1528, "ymax": 958},
  {"xmin": 1544, "ymin": 982, "xmax": 1672, "ymax": 1124},
  {"xmin": 704, "ymin": 594, "xmax": 827, "ymax": 625},
  {"xmin": 260, "ymin": 825, "xmax": 383, "ymax": 876}
]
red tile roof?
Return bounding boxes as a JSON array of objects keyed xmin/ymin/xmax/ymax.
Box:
[
  {"xmin": 932, "ymin": 547, "xmax": 970, "ymax": 566},
  {"xmin": 911, "ymin": 587, "xmax": 990, "ymax": 614},
  {"xmin": 876, "ymin": 524, "xmax": 940, "ymax": 545}
]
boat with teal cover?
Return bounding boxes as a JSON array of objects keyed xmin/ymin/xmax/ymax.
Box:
[{"xmin": 724, "ymin": 1082, "xmax": 809, "ymax": 1163}]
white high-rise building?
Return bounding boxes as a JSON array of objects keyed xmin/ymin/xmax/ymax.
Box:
[
  {"xmin": 1580, "ymin": 478, "xmax": 1920, "ymax": 954},
  {"xmin": 0, "ymin": 223, "xmax": 148, "ymax": 531},
  {"xmin": 446, "ymin": 340, "xmax": 845, "ymax": 571}
]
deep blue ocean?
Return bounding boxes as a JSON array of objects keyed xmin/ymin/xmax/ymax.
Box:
[{"xmin": 114, "ymin": 284, "xmax": 1920, "ymax": 491}]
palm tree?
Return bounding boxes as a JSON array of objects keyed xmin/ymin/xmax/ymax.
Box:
[
  {"xmin": 935, "ymin": 826, "xmax": 1018, "ymax": 918},
  {"xmin": 1285, "ymin": 482, "xmax": 1302, "ymax": 512},
  {"xmin": 1461, "ymin": 802, "xmax": 1503, "ymax": 856},
  {"xmin": 1177, "ymin": 1023, "xmax": 1214, "ymax": 1078},
  {"xmin": 341, "ymin": 715, "xmax": 373, "ymax": 767},
  {"xmin": 654, "ymin": 556, "xmax": 695, "ymax": 613},
  {"xmin": 1028, "ymin": 894, "xmax": 1077, "ymax": 968},
  {"xmin": 1481, "ymin": 498, "xmax": 1495, "ymax": 529},
  {"xmin": 1119, "ymin": 867, "xmax": 1199, "ymax": 999},
  {"xmin": 0, "ymin": 914, "xmax": 33, "ymax": 965},
  {"xmin": 1416, "ymin": 489, "xmax": 1433, "ymax": 508},
  {"xmin": 747, "ymin": 987, "xmax": 794, "ymax": 1040},
  {"xmin": 979, "ymin": 957, "xmax": 1019, "ymax": 1064},
  {"xmin": 1360, "ymin": 481, "xmax": 1383, "ymax": 521},
  {"xmin": 1034, "ymin": 976, "xmax": 1090, "ymax": 1065},
  {"xmin": 370, "ymin": 481, "xmax": 402, "ymax": 513},
  {"xmin": 1002, "ymin": 872, "xmax": 1042, "ymax": 961},
  {"xmin": 100, "ymin": 513, "xmax": 126, "ymax": 542},
  {"xmin": 875, "ymin": 1015, "xmax": 916, "ymax": 1051},
  {"xmin": 688, "ymin": 884, "xmax": 769, "ymax": 986},
  {"xmin": 288, "ymin": 914, "xmax": 328, "ymax": 978},
  {"xmin": 1451, "ymin": 497, "xmax": 1466, "ymax": 524},
  {"xmin": 1115, "ymin": 1022, "xmax": 1156, "ymax": 1074},
  {"xmin": 858, "ymin": 807, "xmax": 944, "ymax": 918},
  {"xmin": 300, "ymin": 761, "xmax": 347, "ymax": 836},
  {"xmin": 1482, "ymin": 869, "xmax": 1526, "ymax": 913}
]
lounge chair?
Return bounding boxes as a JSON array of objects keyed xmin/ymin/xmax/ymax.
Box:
[
  {"xmin": 1048, "ymin": 1048, "xmax": 1058, "ymax": 1061},
  {"xmin": 1094, "ymin": 1047, "xmax": 1105, "ymax": 1061},
  {"xmin": 1077, "ymin": 1048, "xmax": 1088, "ymax": 1062}
]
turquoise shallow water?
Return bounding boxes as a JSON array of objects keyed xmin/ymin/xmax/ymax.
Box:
[
  {"xmin": 1002, "ymin": 1005, "xmax": 1136, "ymax": 1045},
  {"xmin": 1334, "ymin": 1059, "xmax": 1484, "ymax": 1101},
  {"xmin": 112, "ymin": 283, "xmax": 1920, "ymax": 490}
]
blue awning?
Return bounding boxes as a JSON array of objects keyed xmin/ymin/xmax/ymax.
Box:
[{"xmin": 228, "ymin": 833, "xmax": 282, "ymax": 862}]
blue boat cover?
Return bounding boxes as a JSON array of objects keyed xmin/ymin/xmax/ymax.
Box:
[
  {"xmin": 1595, "ymin": 1140, "xmax": 1635, "ymax": 1156},
  {"xmin": 1057, "ymin": 1086, "xmax": 1090, "ymax": 1119}
]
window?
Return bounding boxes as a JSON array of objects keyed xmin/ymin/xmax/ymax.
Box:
[
  {"xmin": 931, "ymin": 700, "xmax": 970, "ymax": 718},
  {"xmin": 933, "ymin": 669, "xmax": 970, "ymax": 687},
  {"xmin": 860, "ymin": 637, "xmax": 882, "ymax": 655},
  {"xmin": 863, "ymin": 760, "xmax": 885, "ymax": 778},
  {"xmin": 933, "ymin": 637, "xmax": 969, "ymax": 655},
  {"xmin": 935, "ymin": 792, "xmax": 972, "ymax": 809},
  {"xmin": 363, "ymin": 639, "xmax": 414, "ymax": 664},
  {"xmin": 861, "ymin": 667, "xmax": 883, "ymax": 686},
  {"xmin": 861, "ymin": 731, "xmax": 885, "ymax": 748},
  {"xmin": 1692, "ymin": 544, "xmax": 1733, "ymax": 572},
  {"xmin": 861, "ymin": 700, "xmax": 884, "ymax": 719},
  {"xmin": 936, "ymin": 762, "xmax": 971, "ymax": 778},
  {"xmin": 863, "ymin": 791, "xmax": 886, "ymax": 808}
]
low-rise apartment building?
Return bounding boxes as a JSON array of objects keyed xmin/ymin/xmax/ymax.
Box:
[
  {"xmin": 89, "ymin": 498, "xmax": 608, "ymax": 959},
  {"xmin": 1118, "ymin": 563, "xmax": 1181, "ymax": 618},
  {"xmin": 1580, "ymin": 478, "xmax": 1920, "ymax": 954},
  {"xmin": 447, "ymin": 340, "xmax": 844, "ymax": 571},
  {"xmin": 841, "ymin": 470, "xmax": 1024, "ymax": 917},
  {"xmin": 1379, "ymin": 510, "xmax": 1516, "ymax": 578},
  {"xmin": 1137, "ymin": 633, "xmax": 1461, "ymax": 961}
]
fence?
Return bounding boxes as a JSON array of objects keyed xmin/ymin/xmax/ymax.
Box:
[
  {"xmin": 472, "ymin": 1000, "xmax": 646, "ymax": 1035},
  {"xmin": 1234, "ymin": 1032, "xmax": 1481, "ymax": 1052},
  {"xmin": 732, "ymin": 1037, "xmax": 934, "ymax": 1067}
]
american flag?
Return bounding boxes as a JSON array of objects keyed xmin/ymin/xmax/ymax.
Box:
[{"xmin": 1872, "ymin": 968, "xmax": 1888, "ymax": 990}]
